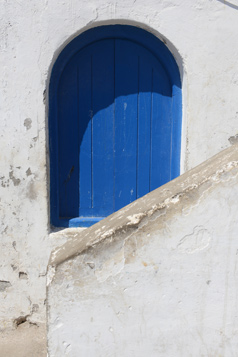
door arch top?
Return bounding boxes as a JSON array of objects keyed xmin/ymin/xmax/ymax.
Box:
[
  {"xmin": 50, "ymin": 25, "xmax": 181, "ymax": 94},
  {"xmin": 49, "ymin": 25, "xmax": 182, "ymax": 227}
]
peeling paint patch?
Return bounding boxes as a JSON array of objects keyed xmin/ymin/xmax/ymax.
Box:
[
  {"xmin": 43, "ymin": 89, "xmax": 46, "ymax": 104},
  {"xmin": 101, "ymin": 229, "xmax": 114, "ymax": 239},
  {"xmin": 9, "ymin": 170, "xmax": 20, "ymax": 186},
  {"xmin": 19, "ymin": 272, "xmax": 28, "ymax": 280},
  {"xmin": 165, "ymin": 193, "xmax": 183, "ymax": 205},
  {"xmin": 63, "ymin": 341, "xmax": 72, "ymax": 354},
  {"xmin": 32, "ymin": 304, "xmax": 39, "ymax": 312},
  {"xmin": 2, "ymin": 225, "xmax": 8, "ymax": 234},
  {"xmin": 26, "ymin": 180, "xmax": 37, "ymax": 200},
  {"xmin": 0, "ymin": 176, "xmax": 9, "ymax": 187},
  {"xmin": 229, "ymin": 134, "xmax": 238, "ymax": 145},
  {"xmin": 26, "ymin": 167, "xmax": 32, "ymax": 176},
  {"xmin": 14, "ymin": 315, "xmax": 29, "ymax": 327},
  {"xmin": 0, "ymin": 280, "xmax": 11, "ymax": 292},
  {"xmin": 86, "ymin": 262, "xmax": 95, "ymax": 269},
  {"xmin": 11, "ymin": 264, "xmax": 17, "ymax": 271},
  {"xmin": 24, "ymin": 118, "xmax": 32, "ymax": 131},
  {"xmin": 47, "ymin": 266, "xmax": 56, "ymax": 286},
  {"xmin": 127, "ymin": 213, "xmax": 144, "ymax": 225},
  {"xmin": 12, "ymin": 241, "xmax": 17, "ymax": 250}
]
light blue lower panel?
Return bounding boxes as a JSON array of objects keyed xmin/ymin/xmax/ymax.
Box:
[{"xmin": 69, "ymin": 217, "xmax": 105, "ymax": 228}]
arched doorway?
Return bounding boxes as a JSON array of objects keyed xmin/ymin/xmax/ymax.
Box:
[{"xmin": 49, "ymin": 25, "xmax": 182, "ymax": 227}]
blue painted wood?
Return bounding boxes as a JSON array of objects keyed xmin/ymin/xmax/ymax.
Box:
[
  {"xmin": 91, "ymin": 40, "xmax": 115, "ymax": 217},
  {"xmin": 57, "ymin": 59, "xmax": 79, "ymax": 218},
  {"xmin": 150, "ymin": 60, "xmax": 172, "ymax": 190},
  {"xmin": 77, "ymin": 47, "xmax": 93, "ymax": 213},
  {"xmin": 49, "ymin": 25, "xmax": 182, "ymax": 227},
  {"xmin": 137, "ymin": 48, "xmax": 153, "ymax": 198},
  {"xmin": 114, "ymin": 39, "xmax": 138, "ymax": 211},
  {"xmin": 69, "ymin": 217, "xmax": 104, "ymax": 228}
]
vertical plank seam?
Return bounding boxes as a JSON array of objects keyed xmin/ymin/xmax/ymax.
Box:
[
  {"xmin": 77, "ymin": 64, "xmax": 80, "ymax": 214},
  {"xmin": 149, "ymin": 68, "xmax": 154, "ymax": 192},
  {"xmin": 136, "ymin": 55, "xmax": 140, "ymax": 199},
  {"xmin": 91, "ymin": 54, "xmax": 94, "ymax": 209},
  {"xmin": 113, "ymin": 39, "xmax": 116, "ymax": 212},
  {"xmin": 170, "ymin": 88, "xmax": 173, "ymax": 180}
]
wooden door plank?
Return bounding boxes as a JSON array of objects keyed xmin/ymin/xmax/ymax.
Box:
[
  {"xmin": 58, "ymin": 60, "xmax": 79, "ymax": 218},
  {"xmin": 150, "ymin": 64, "xmax": 172, "ymax": 190},
  {"xmin": 78, "ymin": 49, "xmax": 93, "ymax": 214},
  {"xmin": 91, "ymin": 40, "xmax": 115, "ymax": 217},
  {"xmin": 137, "ymin": 51, "xmax": 153, "ymax": 199},
  {"xmin": 114, "ymin": 39, "xmax": 138, "ymax": 211}
]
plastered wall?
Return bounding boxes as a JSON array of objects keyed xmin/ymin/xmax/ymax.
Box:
[
  {"xmin": 1, "ymin": 0, "xmax": 238, "ymax": 330},
  {"xmin": 47, "ymin": 145, "xmax": 238, "ymax": 356}
]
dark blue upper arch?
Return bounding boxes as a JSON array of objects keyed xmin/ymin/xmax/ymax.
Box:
[{"xmin": 49, "ymin": 25, "xmax": 182, "ymax": 227}]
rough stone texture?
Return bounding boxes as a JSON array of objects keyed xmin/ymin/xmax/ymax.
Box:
[
  {"xmin": 1, "ymin": 0, "xmax": 238, "ymax": 340},
  {"xmin": 48, "ymin": 144, "xmax": 238, "ymax": 356}
]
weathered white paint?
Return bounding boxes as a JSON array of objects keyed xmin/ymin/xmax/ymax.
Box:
[
  {"xmin": 47, "ymin": 144, "xmax": 238, "ymax": 356},
  {"xmin": 1, "ymin": 0, "xmax": 238, "ymax": 339}
]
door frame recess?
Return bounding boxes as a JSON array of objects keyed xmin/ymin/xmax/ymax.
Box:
[{"xmin": 49, "ymin": 25, "xmax": 182, "ymax": 228}]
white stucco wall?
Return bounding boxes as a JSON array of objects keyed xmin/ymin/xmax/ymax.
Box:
[
  {"xmin": 47, "ymin": 145, "xmax": 238, "ymax": 356},
  {"xmin": 1, "ymin": 0, "xmax": 238, "ymax": 333}
]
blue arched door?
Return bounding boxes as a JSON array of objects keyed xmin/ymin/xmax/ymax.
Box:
[{"xmin": 49, "ymin": 25, "xmax": 182, "ymax": 227}]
